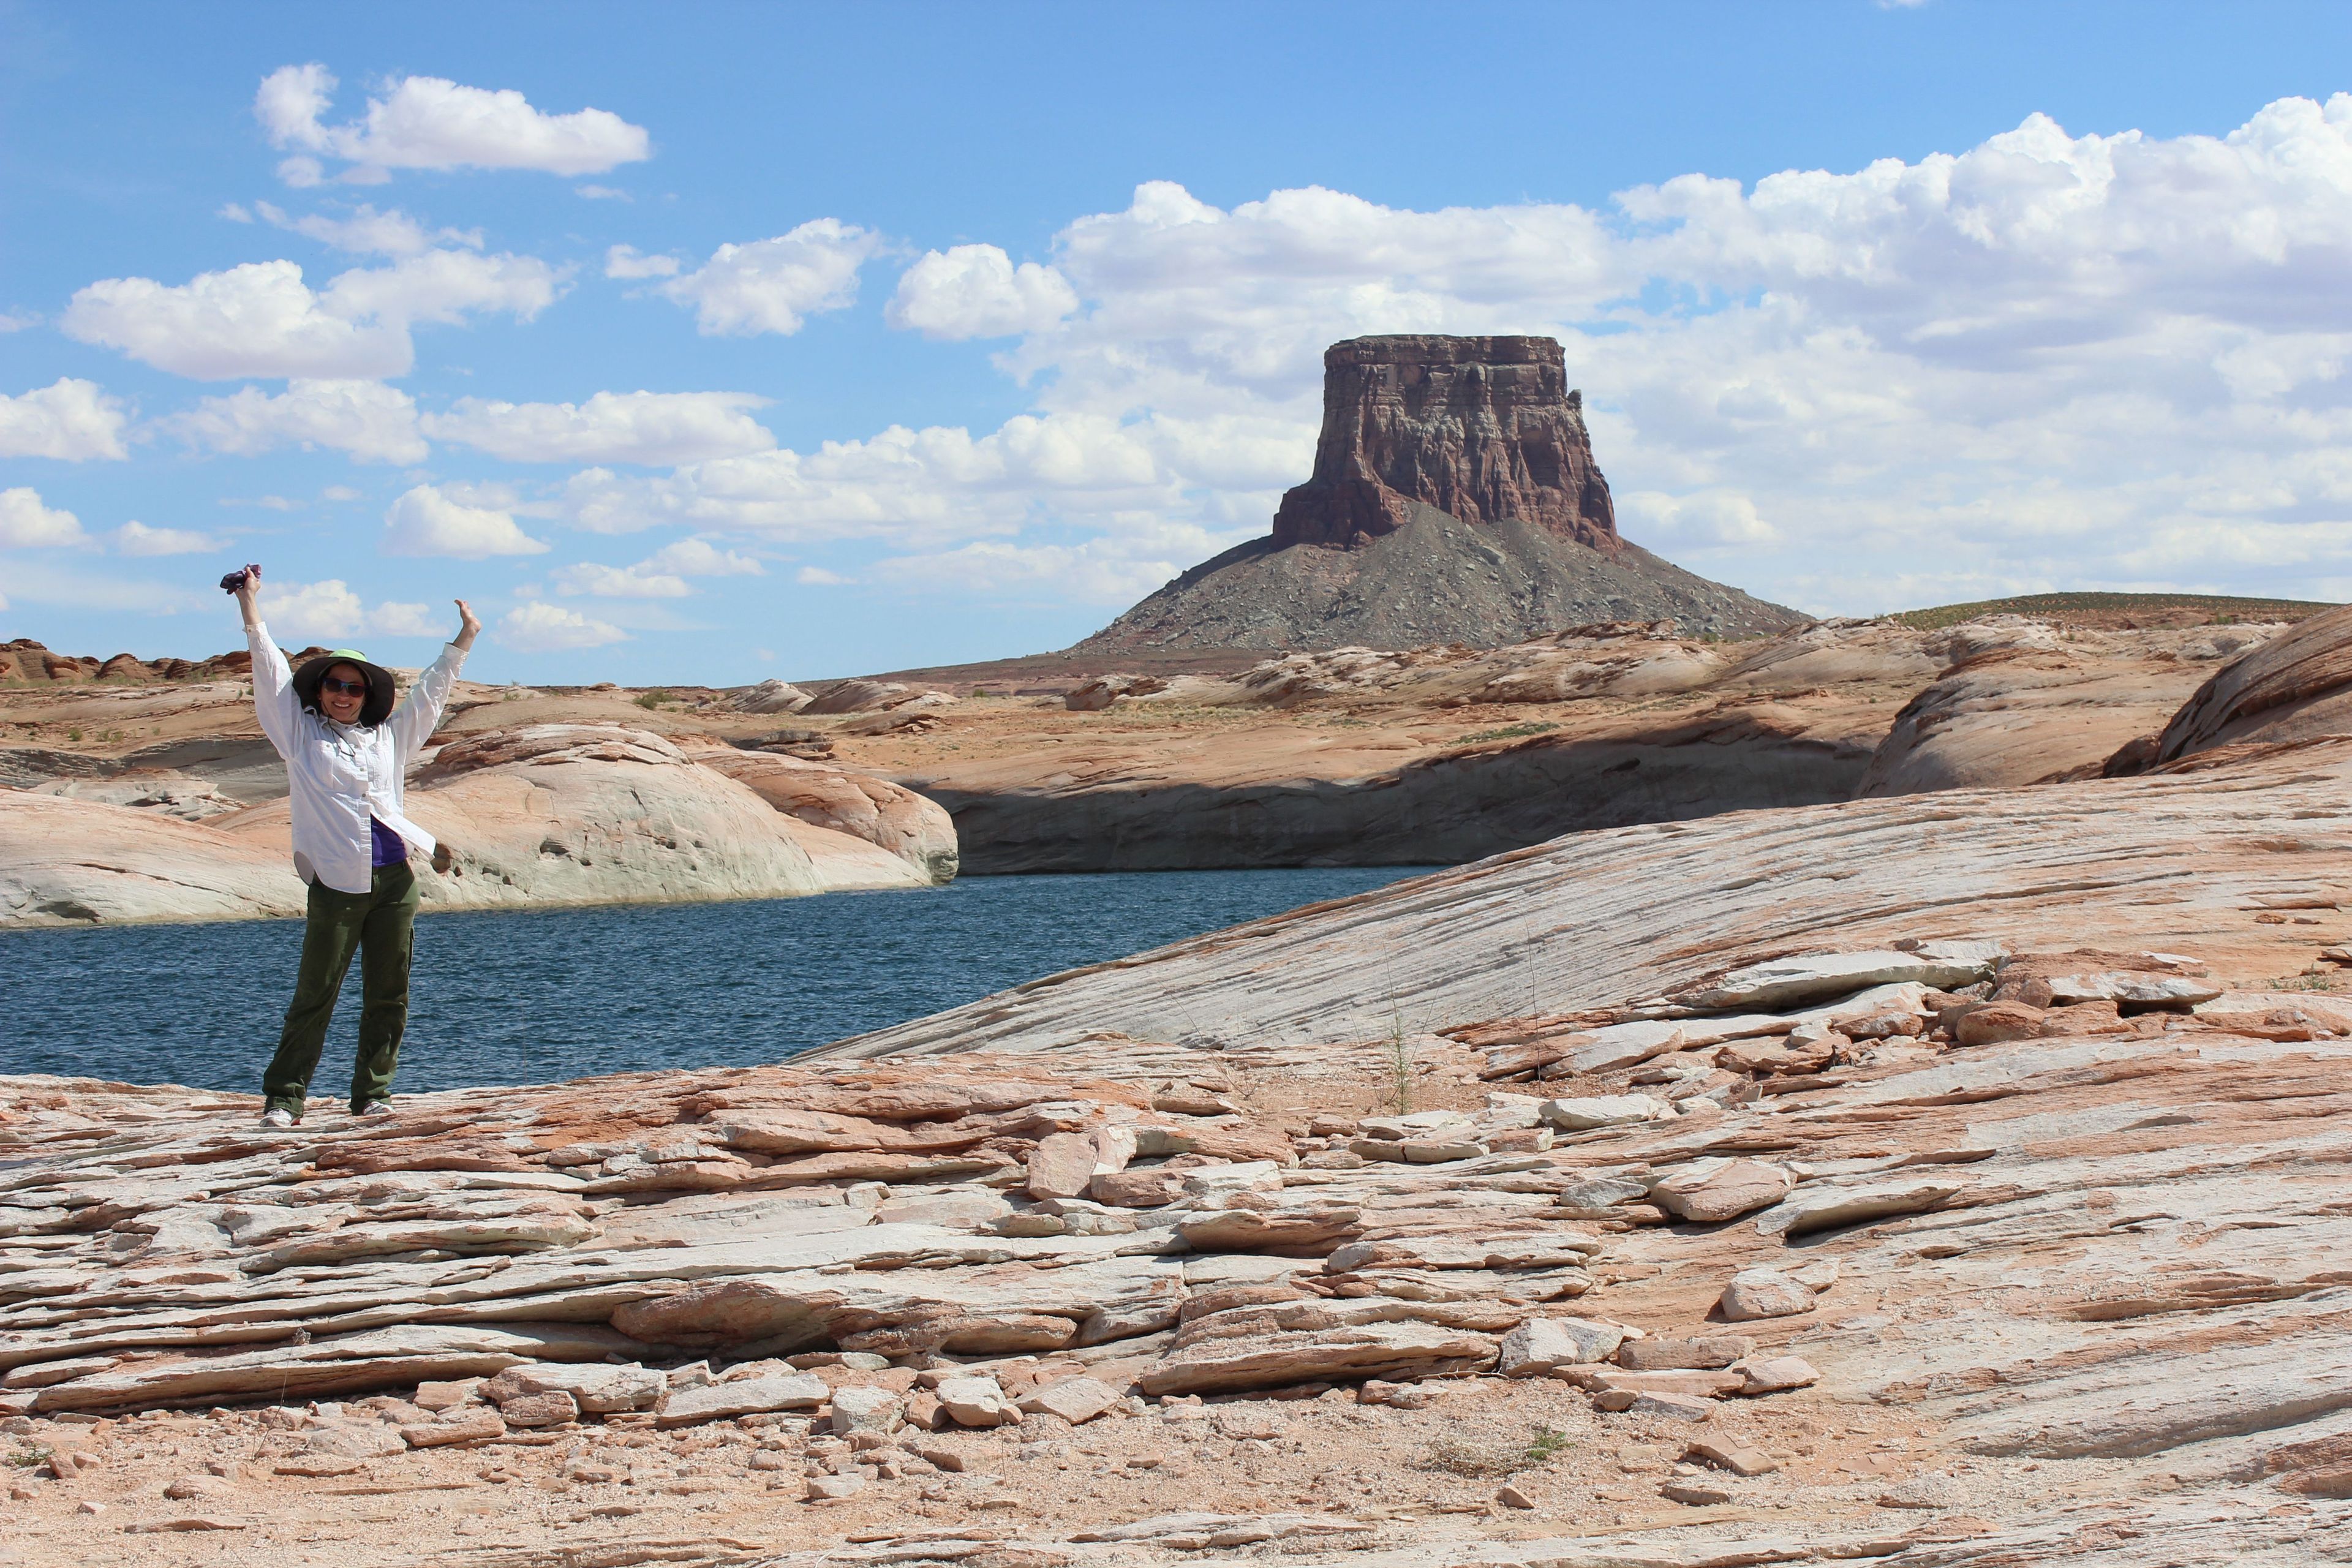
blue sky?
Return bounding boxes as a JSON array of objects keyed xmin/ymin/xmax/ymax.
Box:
[{"xmin": 6, "ymin": 1, "xmax": 2352, "ymax": 683}]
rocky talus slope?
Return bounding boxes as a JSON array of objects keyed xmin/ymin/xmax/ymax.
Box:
[{"xmin": 1079, "ymin": 336, "xmax": 1801, "ymax": 651}]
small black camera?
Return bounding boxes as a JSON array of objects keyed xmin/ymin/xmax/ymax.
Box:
[{"xmin": 220, "ymin": 564, "xmax": 261, "ymax": 594}]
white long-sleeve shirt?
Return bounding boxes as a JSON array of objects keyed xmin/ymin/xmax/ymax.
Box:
[{"xmin": 248, "ymin": 622, "xmax": 467, "ymax": 894}]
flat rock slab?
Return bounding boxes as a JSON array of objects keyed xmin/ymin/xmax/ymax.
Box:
[
  {"xmin": 1755, "ymin": 1177, "xmax": 1967, "ymax": 1237},
  {"xmin": 654, "ymin": 1371, "xmax": 828, "ymax": 1428},
  {"xmin": 1137, "ymin": 1322, "xmax": 1500, "ymax": 1396},
  {"xmin": 1676, "ymin": 949, "xmax": 1997, "ymax": 1011}
]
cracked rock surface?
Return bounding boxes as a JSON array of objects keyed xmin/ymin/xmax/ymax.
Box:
[{"xmin": 9, "ymin": 911, "xmax": 2352, "ymax": 1559}]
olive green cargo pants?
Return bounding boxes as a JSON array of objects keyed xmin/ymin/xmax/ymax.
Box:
[{"xmin": 262, "ymin": 862, "xmax": 419, "ymax": 1117}]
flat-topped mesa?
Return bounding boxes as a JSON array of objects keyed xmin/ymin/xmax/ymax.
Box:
[{"xmin": 1270, "ymin": 336, "xmax": 1618, "ymax": 552}]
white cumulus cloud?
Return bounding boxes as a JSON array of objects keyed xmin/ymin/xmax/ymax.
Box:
[
  {"xmin": 605, "ymin": 244, "xmax": 679, "ymax": 279},
  {"xmin": 500, "ymin": 601, "xmax": 628, "ymax": 650},
  {"xmin": 255, "ymin": 200, "xmax": 482, "ymax": 256},
  {"xmin": 258, "ymin": 576, "xmax": 441, "ymax": 643},
  {"xmin": 64, "ymin": 262, "xmax": 407, "ymax": 380},
  {"xmin": 383, "ymin": 484, "xmax": 548, "ymax": 559},
  {"xmin": 870, "ymin": 518, "xmax": 1253, "ymax": 607},
  {"xmin": 726, "ymin": 94, "xmax": 2352, "ymax": 613},
  {"xmin": 655, "ymin": 219, "xmax": 884, "ymax": 336},
  {"xmin": 556, "ymin": 412, "xmax": 1166, "ymax": 545},
  {"xmin": 113, "ymin": 521, "xmax": 224, "ymax": 556},
  {"xmin": 549, "ymin": 535, "xmax": 765, "ymax": 598},
  {"xmin": 421, "ymin": 390, "xmax": 774, "ymax": 465},
  {"xmin": 62, "ymin": 251, "xmax": 561, "ymax": 380},
  {"xmin": 888, "ymin": 244, "xmax": 1079, "ymax": 339},
  {"xmin": 0, "ymin": 488, "xmax": 88, "ymax": 549},
  {"xmin": 171, "ymin": 379, "xmax": 426, "ymax": 464},
  {"xmin": 0, "ymin": 379, "xmax": 130, "ymax": 461},
  {"xmin": 256, "ymin": 63, "xmax": 651, "ymax": 183}
]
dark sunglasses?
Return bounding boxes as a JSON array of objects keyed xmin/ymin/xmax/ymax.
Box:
[{"xmin": 319, "ymin": 676, "xmax": 369, "ymax": 696}]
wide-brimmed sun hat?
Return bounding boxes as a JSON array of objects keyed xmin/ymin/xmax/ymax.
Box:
[{"xmin": 292, "ymin": 648, "xmax": 397, "ymax": 727}]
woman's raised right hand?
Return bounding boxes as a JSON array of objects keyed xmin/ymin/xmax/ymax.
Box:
[{"xmin": 234, "ymin": 563, "xmax": 264, "ymax": 627}]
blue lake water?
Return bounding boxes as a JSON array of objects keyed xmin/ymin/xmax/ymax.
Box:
[{"xmin": 0, "ymin": 868, "xmax": 1438, "ymax": 1096}]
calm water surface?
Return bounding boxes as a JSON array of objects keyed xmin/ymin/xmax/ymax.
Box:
[{"xmin": 0, "ymin": 868, "xmax": 1437, "ymax": 1094}]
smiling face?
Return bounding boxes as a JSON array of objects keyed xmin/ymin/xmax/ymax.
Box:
[{"xmin": 318, "ymin": 663, "xmax": 368, "ymax": 725}]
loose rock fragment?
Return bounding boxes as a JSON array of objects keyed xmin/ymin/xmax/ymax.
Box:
[
  {"xmin": 162, "ymin": 1474, "xmax": 227, "ymax": 1500},
  {"xmin": 1718, "ymin": 1268, "xmax": 1817, "ymax": 1322},
  {"xmin": 1019, "ymin": 1376, "xmax": 1121, "ymax": 1425},
  {"xmin": 1616, "ymin": 1336, "xmax": 1755, "ymax": 1371},
  {"xmin": 1539, "ymin": 1095, "xmax": 1675, "ymax": 1131},
  {"xmin": 1646, "ymin": 1159, "xmax": 1793, "ymax": 1223},
  {"xmin": 830, "ymin": 1385, "xmax": 906, "ymax": 1436},
  {"xmin": 654, "ymin": 1372, "xmax": 828, "ymax": 1428},
  {"xmin": 493, "ymin": 1363, "xmax": 663, "ymax": 1414},
  {"xmin": 495, "ymin": 1390, "xmax": 579, "ymax": 1428},
  {"xmin": 1733, "ymin": 1354, "xmax": 1820, "ymax": 1394},
  {"xmin": 1684, "ymin": 1439, "xmax": 1777, "ymax": 1476},
  {"xmin": 1954, "ymin": 1002, "xmax": 2047, "ymax": 1046},
  {"xmin": 1498, "ymin": 1317, "xmax": 1624, "ymax": 1376},
  {"xmin": 1879, "ymin": 1475, "xmax": 1964, "ymax": 1509},
  {"xmin": 1677, "ymin": 950, "xmax": 1994, "ymax": 1011},
  {"xmin": 1756, "ymin": 1178, "xmax": 1966, "ymax": 1237},
  {"xmin": 807, "ymin": 1473, "xmax": 867, "ymax": 1501},
  {"xmin": 401, "ymin": 1409, "xmax": 506, "ymax": 1448},
  {"xmin": 1140, "ymin": 1322, "xmax": 1499, "ymax": 1396}
]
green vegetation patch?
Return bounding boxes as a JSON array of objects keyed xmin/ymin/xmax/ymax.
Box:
[{"xmin": 1461, "ymin": 722, "xmax": 1560, "ymax": 744}]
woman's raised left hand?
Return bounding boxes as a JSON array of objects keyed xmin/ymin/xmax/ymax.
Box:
[{"xmin": 453, "ymin": 598, "xmax": 482, "ymax": 650}]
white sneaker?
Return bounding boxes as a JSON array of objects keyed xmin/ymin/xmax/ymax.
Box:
[
  {"xmin": 355, "ymin": 1100, "xmax": 394, "ymax": 1118},
  {"xmin": 260, "ymin": 1107, "xmax": 297, "ymax": 1129}
]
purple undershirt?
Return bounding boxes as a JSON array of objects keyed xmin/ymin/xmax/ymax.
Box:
[{"xmin": 369, "ymin": 815, "xmax": 407, "ymax": 868}]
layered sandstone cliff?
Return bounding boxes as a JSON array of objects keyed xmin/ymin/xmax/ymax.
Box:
[
  {"xmin": 1080, "ymin": 336, "xmax": 1801, "ymax": 651},
  {"xmin": 1270, "ymin": 336, "xmax": 1617, "ymax": 550}
]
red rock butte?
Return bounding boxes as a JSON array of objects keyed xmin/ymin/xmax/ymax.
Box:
[
  {"xmin": 1270, "ymin": 335, "xmax": 1618, "ymax": 552},
  {"xmin": 1079, "ymin": 333, "xmax": 1798, "ymax": 651}
]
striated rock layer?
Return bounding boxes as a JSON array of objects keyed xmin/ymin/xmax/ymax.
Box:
[
  {"xmin": 7, "ymin": 913, "xmax": 2352, "ymax": 1556},
  {"xmin": 829, "ymin": 737, "xmax": 2352, "ymax": 1057},
  {"xmin": 1079, "ymin": 336, "xmax": 1802, "ymax": 651},
  {"xmin": 1270, "ymin": 336, "xmax": 1617, "ymax": 551}
]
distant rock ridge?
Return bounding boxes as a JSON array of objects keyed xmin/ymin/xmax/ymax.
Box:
[{"xmin": 1079, "ymin": 334, "xmax": 1802, "ymax": 652}]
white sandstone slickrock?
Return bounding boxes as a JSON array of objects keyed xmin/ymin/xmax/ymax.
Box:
[{"xmin": 9, "ymin": 796, "xmax": 2352, "ymax": 1568}]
